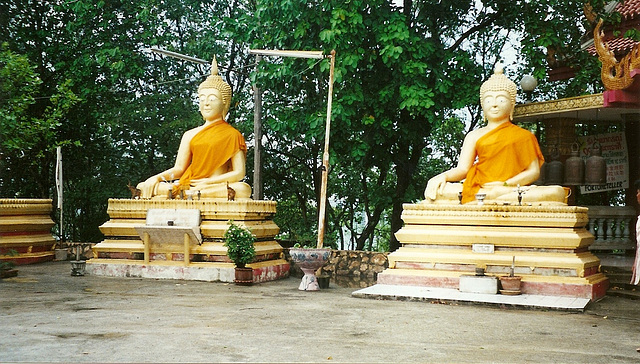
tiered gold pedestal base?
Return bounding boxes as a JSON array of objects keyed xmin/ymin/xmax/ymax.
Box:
[
  {"xmin": 0, "ymin": 199, "xmax": 56, "ymax": 265},
  {"xmin": 378, "ymin": 203, "xmax": 609, "ymax": 300},
  {"xmin": 87, "ymin": 199, "xmax": 289, "ymax": 283}
]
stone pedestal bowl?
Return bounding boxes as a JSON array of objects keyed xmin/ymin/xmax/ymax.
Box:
[{"xmin": 289, "ymin": 248, "xmax": 331, "ymax": 291}]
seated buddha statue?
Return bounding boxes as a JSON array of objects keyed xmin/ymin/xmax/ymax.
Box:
[
  {"xmin": 137, "ymin": 58, "xmax": 251, "ymax": 200},
  {"xmin": 424, "ymin": 65, "xmax": 566, "ymax": 205}
]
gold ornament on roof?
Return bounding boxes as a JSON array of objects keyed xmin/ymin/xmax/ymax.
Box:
[
  {"xmin": 480, "ymin": 64, "xmax": 518, "ymax": 106},
  {"xmin": 199, "ymin": 56, "xmax": 232, "ymax": 113},
  {"xmin": 594, "ymin": 19, "xmax": 640, "ymax": 91}
]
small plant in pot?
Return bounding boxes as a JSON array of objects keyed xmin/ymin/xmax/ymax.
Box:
[
  {"xmin": 499, "ymin": 256, "xmax": 522, "ymax": 295},
  {"xmin": 223, "ymin": 221, "xmax": 256, "ymax": 286}
]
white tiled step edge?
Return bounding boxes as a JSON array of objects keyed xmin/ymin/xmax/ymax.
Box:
[{"xmin": 352, "ymin": 284, "xmax": 590, "ymax": 311}]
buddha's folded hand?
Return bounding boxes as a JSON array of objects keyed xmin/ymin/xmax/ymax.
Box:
[
  {"xmin": 425, "ymin": 174, "xmax": 447, "ymax": 200},
  {"xmin": 137, "ymin": 176, "xmax": 159, "ymax": 199}
]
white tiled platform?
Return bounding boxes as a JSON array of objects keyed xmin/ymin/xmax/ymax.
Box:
[{"xmin": 352, "ymin": 284, "xmax": 591, "ymax": 311}]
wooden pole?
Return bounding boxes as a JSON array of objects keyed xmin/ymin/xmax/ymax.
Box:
[
  {"xmin": 183, "ymin": 233, "xmax": 190, "ymax": 266},
  {"xmin": 143, "ymin": 232, "xmax": 150, "ymax": 264},
  {"xmin": 253, "ymin": 55, "xmax": 264, "ymax": 200},
  {"xmin": 316, "ymin": 50, "xmax": 336, "ymax": 249}
]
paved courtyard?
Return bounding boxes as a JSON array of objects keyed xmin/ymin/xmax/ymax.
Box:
[{"xmin": 1, "ymin": 261, "xmax": 639, "ymax": 363}]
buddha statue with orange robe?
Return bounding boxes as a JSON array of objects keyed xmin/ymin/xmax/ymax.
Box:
[
  {"xmin": 424, "ymin": 65, "xmax": 566, "ymax": 205},
  {"xmin": 137, "ymin": 58, "xmax": 251, "ymax": 200}
]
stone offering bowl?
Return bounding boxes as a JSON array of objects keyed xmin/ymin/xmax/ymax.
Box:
[
  {"xmin": 475, "ymin": 193, "xmax": 487, "ymax": 206},
  {"xmin": 289, "ymin": 248, "xmax": 331, "ymax": 291}
]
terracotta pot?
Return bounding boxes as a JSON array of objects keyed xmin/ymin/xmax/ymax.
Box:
[
  {"xmin": 234, "ymin": 267, "xmax": 253, "ymax": 286},
  {"xmin": 499, "ymin": 276, "xmax": 522, "ymax": 294}
]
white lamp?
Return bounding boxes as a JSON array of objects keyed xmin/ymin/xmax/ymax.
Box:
[{"xmin": 520, "ymin": 75, "xmax": 537, "ymax": 103}]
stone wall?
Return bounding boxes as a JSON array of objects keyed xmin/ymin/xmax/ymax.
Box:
[{"xmin": 285, "ymin": 249, "xmax": 389, "ymax": 288}]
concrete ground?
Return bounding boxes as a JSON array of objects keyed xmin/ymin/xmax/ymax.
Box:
[{"xmin": 1, "ymin": 261, "xmax": 639, "ymax": 363}]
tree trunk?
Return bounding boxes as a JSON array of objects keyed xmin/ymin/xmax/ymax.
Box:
[
  {"xmin": 389, "ymin": 111, "xmax": 429, "ymax": 251},
  {"xmin": 355, "ymin": 206, "xmax": 383, "ymax": 250}
]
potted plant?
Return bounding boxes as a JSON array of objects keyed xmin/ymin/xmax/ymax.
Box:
[
  {"xmin": 223, "ymin": 221, "xmax": 256, "ymax": 286},
  {"xmin": 499, "ymin": 256, "xmax": 522, "ymax": 295}
]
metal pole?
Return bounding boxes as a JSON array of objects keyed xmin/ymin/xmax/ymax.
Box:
[
  {"xmin": 316, "ymin": 50, "xmax": 336, "ymax": 249},
  {"xmin": 149, "ymin": 47, "xmax": 209, "ymax": 64},
  {"xmin": 253, "ymin": 55, "xmax": 264, "ymax": 200},
  {"xmin": 249, "ymin": 49, "xmax": 324, "ymax": 59}
]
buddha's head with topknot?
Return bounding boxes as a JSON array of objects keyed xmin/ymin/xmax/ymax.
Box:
[
  {"xmin": 198, "ymin": 57, "xmax": 232, "ymax": 118},
  {"xmin": 480, "ymin": 64, "xmax": 517, "ymax": 121}
]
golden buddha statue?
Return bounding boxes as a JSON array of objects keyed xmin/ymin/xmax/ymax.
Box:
[
  {"xmin": 137, "ymin": 58, "xmax": 251, "ymax": 200},
  {"xmin": 424, "ymin": 65, "xmax": 566, "ymax": 205}
]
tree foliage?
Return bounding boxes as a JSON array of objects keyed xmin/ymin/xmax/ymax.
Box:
[
  {"xmin": 0, "ymin": 0, "xmax": 254, "ymax": 242},
  {"xmin": 0, "ymin": 43, "xmax": 80, "ymax": 198}
]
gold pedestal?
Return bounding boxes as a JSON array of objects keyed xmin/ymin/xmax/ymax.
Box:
[
  {"xmin": 378, "ymin": 203, "xmax": 609, "ymax": 300},
  {"xmin": 0, "ymin": 199, "xmax": 56, "ymax": 265},
  {"xmin": 87, "ymin": 199, "xmax": 289, "ymax": 283}
]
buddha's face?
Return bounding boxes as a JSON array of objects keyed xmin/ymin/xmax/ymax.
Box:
[
  {"xmin": 199, "ymin": 88, "xmax": 225, "ymax": 122},
  {"xmin": 481, "ymin": 90, "xmax": 513, "ymax": 123}
]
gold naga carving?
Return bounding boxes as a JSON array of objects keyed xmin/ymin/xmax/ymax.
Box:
[{"xmin": 594, "ymin": 18, "xmax": 640, "ymax": 90}]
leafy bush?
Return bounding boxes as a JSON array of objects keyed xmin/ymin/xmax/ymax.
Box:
[{"xmin": 223, "ymin": 221, "xmax": 256, "ymax": 268}]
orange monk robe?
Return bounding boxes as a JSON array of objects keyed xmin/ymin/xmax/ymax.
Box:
[
  {"xmin": 461, "ymin": 121, "xmax": 544, "ymax": 204},
  {"xmin": 175, "ymin": 120, "xmax": 246, "ymax": 193}
]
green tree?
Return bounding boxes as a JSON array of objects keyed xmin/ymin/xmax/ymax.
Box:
[
  {"xmin": 241, "ymin": 0, "xmax": 607, "ymax": 251},
  {"xmin": 0, "ymin": 0, "xmax": 254, "ymax": 242},
  {"xmin": 244, "ymin": 0, "xmax": 528, "ymax": 250},
  {"xmin": 517, "ymin": 0, "xmax": 606, "ymax": 99},
  {"xmin": 0, "ymin": 43, "xmax": 79, "ymax": 198}
]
